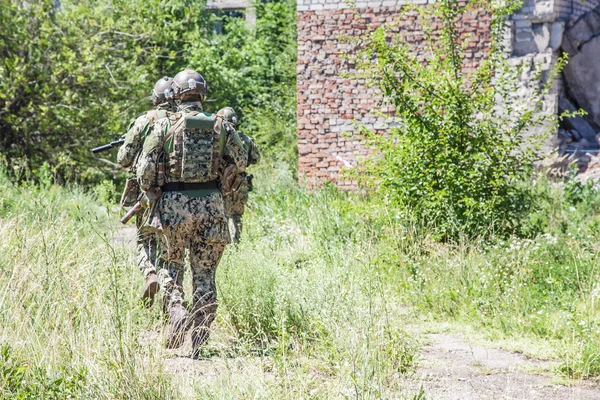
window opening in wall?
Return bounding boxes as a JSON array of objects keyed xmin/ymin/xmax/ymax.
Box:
[{"xmin": 212, "ymin": 10, "xmax": 245, "ymax": 35}]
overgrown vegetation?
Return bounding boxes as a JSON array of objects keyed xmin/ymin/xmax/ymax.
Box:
[
  {"xmin": 0, "ymin": 0, "xmax": 296, "ymax": 184},
  {"xmin": 3, "ymin": 162, "xmax": 600, "ymax": 398},
  {"xmin": 355, "ymin": 0, "xmax": 569, "ymax": 239},
  {"xmin": 0, "ymin": 161, "xmax": 419, "ymax": 398},
  {"xmin": 4, "ymin": 0, "xmax": 600, "ymax": 397}
]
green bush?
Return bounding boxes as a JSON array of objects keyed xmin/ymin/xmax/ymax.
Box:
[
  {"xmin": 0, "ymin": 0, "xmax": 297, "ymax": 184},
  {"xmin": 0, "ymin": 0, "xmax": 206, "ymax": 184},
  {"xmin": 355, "ymin": 0, "xmax": 566, "ymax": 239}
]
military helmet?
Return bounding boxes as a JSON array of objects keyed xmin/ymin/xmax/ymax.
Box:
[
  {"xmin": 172, "ymin": 68, "xmax": 207, "ymax": 102},
  {"xmin": 152, "ymin": 76, "xmax": 174, "ymax": 105},
  {"xmin": 217, "ymin": 107, "xmax": 238, "ymax": 126}
]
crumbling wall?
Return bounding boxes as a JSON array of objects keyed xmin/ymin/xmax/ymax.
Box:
[
  {"xmin": 297, "ymin": 1, "xmax": 491, "ymax": 189},
  {"xmin": 507, "ymin": 0, "xmax": 600, "ymax": 155},
  {"xmin": 297, "ymin": 0, "xmax": 600, "ymax": 188}
]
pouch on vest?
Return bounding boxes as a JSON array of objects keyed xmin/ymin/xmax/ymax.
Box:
[
  {"xmin": 120, "ymin": 178, "xmax": 140, "ymax": 208},
  {"xmin": 166, "ymin": 112, "xmax": 219, "ymax": 183},
  {"xmin": 221, "ymin": 164, "xmax": 237, "ymax": 195}
]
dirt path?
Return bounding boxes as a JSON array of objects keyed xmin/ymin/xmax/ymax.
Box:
[
  {"xmin": 119, "ymin": 228, "xmax": 600, "ymax": 398},
  {"xmin": 114, "ymin": 226, "xmax": 137, "ymax": 246},
  {"xmin": 401, "ymin": 333, "xmax": 600, "ymax": 400}
]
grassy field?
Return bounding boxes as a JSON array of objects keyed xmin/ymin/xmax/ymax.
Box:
[{"xmin": 1, "ymin": 163, "xmax": 600, "ymax": 398}]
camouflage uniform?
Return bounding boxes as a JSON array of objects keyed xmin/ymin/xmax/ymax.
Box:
[
  {"xmin": 137, "ymin": 100, "xmax": 248, "ymax": 352},
  {"xmin": 117, "ymin": 108, "xmax": 170, "ymax": 280},
  {"xmin": 216, "ymin": 107, "xmax": 261, "ymax": 244},
  {"xmin": 223, "ymin": 132, "xmax": 260, "ymax": 243}
]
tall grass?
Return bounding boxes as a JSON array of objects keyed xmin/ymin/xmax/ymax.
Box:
[
  {"xmin": 204, "ymin": 165, "xmax": 419, "ymax": 398},
  {"xmin": 0, "ymin": 166, "xmax": 175, "ymax": 398},
  {"xmin": 2, "ymin": 161, "xmax": 600, "ymax": 398},
  {"xmin": 217, "ymin": 165, "xmax": 600, "ymax": 382},
  {"xmin": 389, "ymin": 177, "xmax": 600, "ymax": 379},
  {"xmin": 0, "ymin": 164, "xmax": 419, "ymax": 399}
]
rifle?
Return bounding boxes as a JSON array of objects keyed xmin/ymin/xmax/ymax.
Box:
[
  {"xmin": 91, "ymin": 138, "xmax": 125, "ymax": 154},
  {"xmin": 120, "ymin": 201, "xmax": 142, "ymax": 224},
  {"xmin": 120, "ymin": 187, "xmax": 162, "ymax": 225}
]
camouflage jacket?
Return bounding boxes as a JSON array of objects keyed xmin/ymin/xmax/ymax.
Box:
[
  {"xmin": 240, "ymin": 132, "xmax": 261, "ymax": 166},
  {"xmin": 117, "ymin": 105, "xmax": 171, "ymax": 170}
]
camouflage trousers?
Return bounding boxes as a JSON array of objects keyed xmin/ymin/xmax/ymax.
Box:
[
  {"xmin": 136, "ymin": 213, "xmax": 159, "ymax": 278},
  {"xmin": 157, "ymin": 191, "xmax": 230, "ymax": 348}
]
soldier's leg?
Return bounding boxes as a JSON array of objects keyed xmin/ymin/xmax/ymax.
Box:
[
  {"xmin": 136, "ymin": 215, "xmax": 160, "ymax": 305},
  {"xmin": 189, "ymin": 239, "xmax": 225, "ymax": 357},
  {"xmin": 159, "ymin": 225, "xmax": 188, "ymax": 308},
  {"xmin": 159, "ymin": 224, "xmax": 190, "ymax": 349},
  {"xmin": 228, "ymin": 191, "xmax": 247, "ymax": 244},
  {"xmin": 136, "ymin": 214, "xmax": 156, "ymax": 276}
]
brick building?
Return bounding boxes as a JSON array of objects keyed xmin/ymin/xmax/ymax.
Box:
[{"xmin": 297, "ymin": 0, "xmax": 600, "ymax": 188}]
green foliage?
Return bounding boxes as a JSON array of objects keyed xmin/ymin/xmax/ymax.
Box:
[
  {"xmin": 192, "ymin": 0, "xmax": 298, "ymax": 164},
  {"xmin": 207, "ymin": 165, "xmax": 419, "ymax": 396},
  {"xmin": 5, "ymin": 159, "xmax": 600, "ymax": 395},
  {"xmin": 355, "ymin": 0, "xmax": 563, "ymax": 239},
  {"xmin": 0, "ymin": 166, "xmax": 177, "ymax": 398},
  {"xmin": 387, "ymin": 176, "xmax": 600, "ymax": 378},
  {"xmin": 0, "ymin": 162, "xmax": 419, "ymax": 398},
  {"xmin": 0, "ymin": 344, "xmax": 86, "ymax": 399},
  {"xmin": 0, "ymin": 0, "xmax": 297, "ymax": 184},
  {"xmin": 0, "ymin": 0, "xmax": 206, "ymax": 184},
  {"xmin": 219, "ymin": 165, "xmax": 600, "ymax": 382},
  {"xmin": 563, "ymin": 165, "xmax": 600, "ymax": 209}
]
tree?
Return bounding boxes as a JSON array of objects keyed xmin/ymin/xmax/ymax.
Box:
[
  {"xmin": 0, "ymin": 0, "xmax": 298, "ymax": 184},
  {"xmin": 0, "ymin": 0, "xmax": 208, "ymax": 184},
  {"xmin": 355, "ymin": 0, "xmax": 566, "ymax": 239}
]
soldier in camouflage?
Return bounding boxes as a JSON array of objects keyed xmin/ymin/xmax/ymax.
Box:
[
  {"xmin": 136, "ymin": 69, "xmax": 248, "ymax": 357},
  {"xmin": 117, "ymin": 76, "xmax": 175, "ymax": 306},
  {"xmin": 217, "ymin": 107, "xmax": 261, "ymax": 244}
]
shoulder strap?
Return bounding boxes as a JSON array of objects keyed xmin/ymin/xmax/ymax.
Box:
[{"xmin": 215, "ymin": 117, "xmax": 226, "ymax": 156}]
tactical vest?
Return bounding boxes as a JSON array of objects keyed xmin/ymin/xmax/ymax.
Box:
[{"xmin": 162, "ymin": 111, "xmax": 225, "ymax": 183}]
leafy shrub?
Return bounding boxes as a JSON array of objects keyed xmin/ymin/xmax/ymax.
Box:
[
  {"xmin": 355, "ymin": 0, "xmax": 566, "ymax": 239},
  {"xmin": 0, "ymin": 0, "xmax": 297, "ymax": 184}
]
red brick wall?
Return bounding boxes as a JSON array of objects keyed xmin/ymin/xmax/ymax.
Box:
[{"xmin": 297, "ymin": 6, "xmax": 492, "ymax": 189}]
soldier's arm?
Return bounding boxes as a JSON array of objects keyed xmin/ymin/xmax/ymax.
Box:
[
  {"xmin": 223, "ymin": 123, "xmax": 249, "ymax": 171},
  {"xmin": 117, "ymin": 114, "xmax": 151, "ymax": 168},
  {"xmin": 240, "ymin": 132, "xmax": 261, "ymax": 165},
  {"xmin": 136, "ymin": 118, "xmax": 168, "ymax": 191}
]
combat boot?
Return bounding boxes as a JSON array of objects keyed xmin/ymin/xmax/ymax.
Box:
[
  {"xmin": 165, "ymin": 304, "xmax": 189, "ymax": 349},
  {"xmin": 140, "ymin": 272, "xmax": 159, "ymax": 307}
]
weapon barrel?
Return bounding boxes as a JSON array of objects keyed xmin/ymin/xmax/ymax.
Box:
[
  {"xmin": 91, "ymin": 138, "xmax": 125, "ymax": 154},
  {"xmin": 92, "ymin": 144, "xmax": 114, "ymax": 153},
  {"xmin": 120, "ymin": 201, "xmax": 142, "ymax": 224}
]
